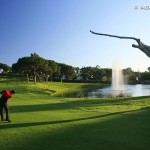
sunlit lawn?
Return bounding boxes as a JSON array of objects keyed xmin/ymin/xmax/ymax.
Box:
[{"xmin": 0, "ymin": 80, "xmax": 150, "ymax": 150}]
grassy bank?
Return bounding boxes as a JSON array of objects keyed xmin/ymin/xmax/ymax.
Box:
[
  {"xmin": 0, "ymin": 79, "xmax": 108, "ymax": 97},
  {"xmin": 0, "ymin": 79, "xmax": 150, "ymax": 150}
]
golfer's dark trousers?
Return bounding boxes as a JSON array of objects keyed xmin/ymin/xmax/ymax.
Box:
[{"xmin": 0, "ymin": 102, "xmax": 10, "ymax": 121}]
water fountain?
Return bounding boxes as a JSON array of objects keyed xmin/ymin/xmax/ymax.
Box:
[
  {"xmin": 98, "ymin": 59, "xmax": 132, "ymax": 97},
  {"xmin": 111, "ymin": 60, "xmax": 125, "ymax": 97},
  {"xmin": 87, "ymin": 59, "xmax": 131, "ymax": 98}
]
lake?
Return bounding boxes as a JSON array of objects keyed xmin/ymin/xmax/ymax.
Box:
[{"xmin": 88, "ymin": 84, "xmax": 150, "ymax": 98}]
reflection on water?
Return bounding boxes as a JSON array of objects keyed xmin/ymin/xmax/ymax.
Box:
[{"xmin": 88, "ymin": 84, "xmax": 150, "ymax": 98}]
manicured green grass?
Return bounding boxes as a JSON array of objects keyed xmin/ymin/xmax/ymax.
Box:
[{"xmin": 0, "ymin": 79, "xmax": 150, "ymax": 150}]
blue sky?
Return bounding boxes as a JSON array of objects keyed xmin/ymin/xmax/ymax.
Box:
[{"xmin": 0, "ymin": 0, "xmax": 150, "ymax": 71}]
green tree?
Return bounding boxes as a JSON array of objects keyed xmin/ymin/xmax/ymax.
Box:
[
  {"xmin": 80, "ymin": 67, "xmax": 93, "ymax": 80},
  {"xmin": 80, "ymin": 66, "xmax": 111, "ymax": 81},
  {"xmin": 12, "ymin": 53, "xmax": 51, "ymax": 82},
  {"xmin": 104, "ymin": 68, "xmax": 112, "ymax": 82},
  {"xmin": 0, "ymin": 63, "xmax": 11, "ymax": 73},
  {"xmin": 58, "ymin": 63, "xmax": 76, "ymax": 81},
  {"xmin": 48, "ymin": 60, "xmax": 60, "ymax": 81},
  {"xmin": 123, "ymin": 67, "xmax": 134, "ymax": 83},
  {"xmin": 139, "ymin": 72, "xmax": 150, "ymax": 83}
]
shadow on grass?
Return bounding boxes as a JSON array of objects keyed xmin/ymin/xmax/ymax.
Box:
[
  {"xmin": 0, "ymin": 108, "xmax": 148, "ymax": 129},
  {"xmin": 10, "ymin": 96, "xmax": 150, "ymax": 113},
  {"xmin": 40, "ymin": 107, "xmax": 150, "ymax": 150},
  {"xmin": 1, "ymin": 107, "xmax": 150, "ymax": 150}
]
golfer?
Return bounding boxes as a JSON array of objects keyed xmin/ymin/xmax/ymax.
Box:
[{"xmin": 0, "ymin": 90, "xmax": 15, "ymax": 122}]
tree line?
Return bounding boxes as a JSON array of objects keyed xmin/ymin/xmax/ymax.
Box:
[{"xmin": 0, "ymin": 53, "xmax": 150, "ymax": 83}]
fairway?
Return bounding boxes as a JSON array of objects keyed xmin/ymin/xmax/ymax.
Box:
[{"xmin": 0, "ymin": 80, "xmax": 150, "ymax": 150}]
